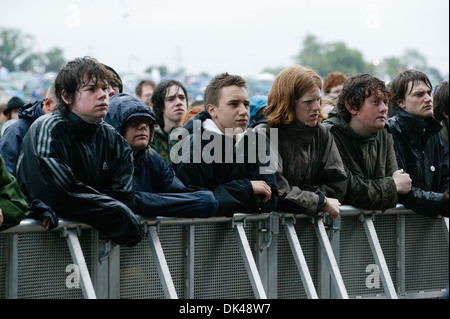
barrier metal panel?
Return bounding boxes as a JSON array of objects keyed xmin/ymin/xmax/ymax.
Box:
[
  {"xmin": 193, "ymin": 221, "xmax": 257, "ymax": 299},
  {"xmin": 119, "ymin": 224, "xmax": 186, "ymax": 299},
  {"xmin": 404, "ymin": 215, "xmax": 449, "ymax": 295},
  {"xmin": 2, "ymin": 229, "xmax": 92, "ymax": 299},
  {"xmin": 277, "ymin": 217, "xmax": 319, "ymax": 299},
  {"xmin": 339, "ymin": 214, "xmax": 398, "ymax": 298},
  {"xmin": 0, "ymin": 209, "xmax": 448, "ymax": 299}
]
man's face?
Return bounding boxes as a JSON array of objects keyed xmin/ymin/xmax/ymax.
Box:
[
  {"xmin": 138, "ymin": 85, "xmax": 154, "ymax": 103},
  {"xmin": 70, "ymin": 77, "xmax": 109, "ymax": 122},
  {"xmin": 208, "ymin": 85, "xmax": 250, "ymax": 134},
  {"xmin": 398, "ymin": 80, "xmax": 433, "ymax": 119},
  {"xmin": 294, "ymin": 86, "xmax": 321, "ymax": 127},
  {"xmin": 163, "ymin": 85, "xmax": 187, "ymax": 124},
  {"xmin": 351, "ymin": 92, "xmax": 388, "ymax": 135}
]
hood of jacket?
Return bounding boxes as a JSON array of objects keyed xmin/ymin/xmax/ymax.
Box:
[
  {"xmin": 18, "ymin": 100, "xmax": 44, "ymax": 122},
  {"xmin": 105, "ymin": 93, "xmax": 155, "ymax": 136},
  {"xmin": 386, "ymin": 107, "xmax": 442, "ymax": 143}
]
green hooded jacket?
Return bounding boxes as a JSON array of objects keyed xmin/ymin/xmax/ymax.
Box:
[
  {"xmin": 322, "ymin": 108, "xmax": 398, "ymax": 211},
  {"xmin": 0, "ymin": 155, "xmax": 29, "ymax": 231},
  {"xmin": 256, "ymin": 120, "xmax": 347, "ymax": 216}
]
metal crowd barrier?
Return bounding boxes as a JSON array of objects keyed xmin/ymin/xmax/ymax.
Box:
[{"xmin": 0, "ymin": 205, "xmax": 448, "ymax": 299}]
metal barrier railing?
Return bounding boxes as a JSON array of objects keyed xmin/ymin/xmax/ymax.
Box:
[{"xmin": 1, "ymin": 205, "xmax": 448, "ymax": 299}]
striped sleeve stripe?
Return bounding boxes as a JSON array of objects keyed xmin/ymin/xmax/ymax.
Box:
[
  {"xmin": 44, "ymin": 157, "xmax": 72, "ymax": 188},
  {"xmin": 36, "ymin": 115, "xmax": 65, "ymax": 157}
]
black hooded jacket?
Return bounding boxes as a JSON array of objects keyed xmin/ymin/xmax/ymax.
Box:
[
  {"xmin": 15, "ymin": 110, "xmax": 143, "ymax": 246},
  {"xmin": 170, "ymin": 111, "xmax": 278, "ymax": 217},
  {"xmin": 105, "ymin": 93, "xmax": 218, "ymax": 218},
  {"xmin": 386, "ymin": 107, "xmax": 449, "ymax": 217}
]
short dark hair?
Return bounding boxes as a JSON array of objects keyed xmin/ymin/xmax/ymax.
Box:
[
  {"xmin": 150, "ymin": 79, "xmax": 188, "ymax": 129},
  {"xmin": 389, "ymin": 69, "xmax": 432, "ymax": 110},
  {"xmin": 204, "ymin": 73, "xmax": 247, "ymax": 109},
  {"xmin": 135, "ymin": 80, "xmax": 156, "ymax": 96},
  {"xmin": 433, "ymin": 80, "xmax": 448, "ymax": 123},
  {"xmin": 337, "ymin": 74, "xmax": 391, "ymax": 122},
  {"xmin": 55, "ymin": 57, "xmax": 112, "ymax": 115}
]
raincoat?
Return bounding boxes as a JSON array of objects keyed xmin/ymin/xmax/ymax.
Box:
[
  {"xmin": 15, "ymin": 110, "xmax": 143, "ymax": 246},
  {"xmin": 323, "ymin": 108, "xmax": 399, "ymax": 211},
  {"xmin": 386, "ymin": 107, "xmax": 449, "ymax": 217}
]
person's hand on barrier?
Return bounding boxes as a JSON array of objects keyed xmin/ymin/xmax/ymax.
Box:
[
  {"xmin": 392, "ymin": 169, "xmax": 412, "ymax": 194},
  {"xmin": 0, "ymin": 208, "xmax": 3, "ymax": 226},
  {"xmin": 250, "ymin": 180, "xmax": 272, "ymax": 203},
  {"xmin": 323, "ymin": 197, "xmax": 340, "ymax": 219}
]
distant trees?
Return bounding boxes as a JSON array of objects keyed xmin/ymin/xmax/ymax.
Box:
[
  {"xmin": 264, "ymin": 34, "xmax": 445, "ymax": 84},
  {"xmin": 0, "ymin": 27, "xmax": 66, "ymax": 73},
  {"xmin": 295, "ymin": 35, "xmax": 374, "ymax": 77}
]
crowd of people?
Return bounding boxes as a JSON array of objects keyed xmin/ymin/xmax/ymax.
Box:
[{"xmin": 0, "ymin": 56, "xmax": 448, "ymax": 249}]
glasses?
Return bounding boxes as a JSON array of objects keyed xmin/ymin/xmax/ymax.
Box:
[{"xmin": 126, "ymin": 117, "xmax": 153, "ymax": 128}]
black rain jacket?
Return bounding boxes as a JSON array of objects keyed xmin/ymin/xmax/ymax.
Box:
[
  {"xmin": 171, "ymin": 111, "xmax": 278, "ymax": 217},
  {"xmin": 15, "ymin": 110, "xmax": 143, "ymax": 246},
  {"xmin": 386, "ymin": 107, "xmax": 449, "ymax": 217}
]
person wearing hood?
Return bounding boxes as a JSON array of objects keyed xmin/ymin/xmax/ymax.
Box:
[
  {"xmin": 259, "ymin": 65, "xmax": 347, "ymax": 219},
  {"xmin": 105, "ymin": 93, "xmax": 218, "ymax": 218},
  {"xmin": 0, "ymin": 82, "xmax": 58, "ymax": 175},
  {"xmin": 171, "ymin": 73, "xmax": 278, "ymax": 217},
  {"xmin": 248, "ymin": 95, "xmax": 268, "ymax": 128},
  {"xmin": 323, "ymin": 74, "xmax": 412, "ymax": 211},
  {"xmin": 386, "ymin": 70, "xmax": 448, "ymax": 218},
  {"xmin": 15, "ymin": 57, "xmax": 143, "ymax": 246}
]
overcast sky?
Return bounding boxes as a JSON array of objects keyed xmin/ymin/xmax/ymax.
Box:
[{"xmin": 1, "ymin": 0, "xmax": 449, "ymax": 78}]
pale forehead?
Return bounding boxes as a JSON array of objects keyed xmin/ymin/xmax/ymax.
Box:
[
  {"xmin": 166, "ymin": 85, "xmax": 185, "ymax": 97},
  {"xmin": 299, "ymin": 86, "xmax": 321, "ymax": 100},
  {"xmin": 407, "ymin": 80, "xmax": 431, "ymax": 93},
  {"xmin": 219, "ymin": 85, "xmax": 249, "ymax": 102}
]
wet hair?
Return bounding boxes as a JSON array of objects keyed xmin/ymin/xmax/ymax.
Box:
[
  {"xmin": 204, "ymin": 73, "xmax": 247, "ymax": 109},
  {"xmin": 389, "ymin": 69, "xmax": 432, "ymax": 110},
  {"xmin": 151, "ymin": 79, "xmax": 188, "ymax": 130},
  {"xmin": 337, "ymin": 74, "xmax": 391, "ymax": 122},
  {"xmin": 54, "ymin": 57, "xmax": 112, "ymax": 115},
  {"xmin": 264, "ymin": 65, "xmax": 322, "ymax": 128},
  {"xmin": 433, "ymin": 80, "xmax": 448, "ymax": 123},
  {"xmin": 323, "ymin": 71, "xmax": 348, "ymax": 94},
  {"xmin": 103, "ymin": 64, "xmax": 123, "ymax": 93}
]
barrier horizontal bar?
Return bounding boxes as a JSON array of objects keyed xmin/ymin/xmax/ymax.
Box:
[{"xmin": 1, "ymin": 205, "xmax": 414, "ymax": 235}]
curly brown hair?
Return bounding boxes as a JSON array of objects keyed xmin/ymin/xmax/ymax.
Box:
[{"xmin": 337, "ymin": 74, "xmax": 391, "ymax": 122}]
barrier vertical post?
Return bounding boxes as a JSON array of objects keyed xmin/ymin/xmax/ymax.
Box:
[
  {"xmin": 283, "ymin": 218, "xmax": 319, "ymax": 299},
  {"xmin": 185, "ymin": 224, "xmax": 195, "ymax": 298},
  {"xmin": 233, "ymin": 221, "xmax": 267, "ymax": 299},
  {"xmin": 147, "ymin": 225, "xmax": 178, "ymax": 299},
  {"xmin": 315, "ymin": 218, "xmax": 349, "ymax": 299},
  {"xmin": 63, "ymin": 228, "xmax": 97, "ymax": 299},
  {"xmin": 362, "ymin": 214, "xmax": 398, "ymax": 299},
  {"xmin": 5, "ymin": 234, "xmax": 18, "ymax": 299}
]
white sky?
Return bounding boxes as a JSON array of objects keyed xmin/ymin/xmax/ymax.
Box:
[{"xmin": 1, "ymin": 0, "xmax": 449, "ymax": 78}]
